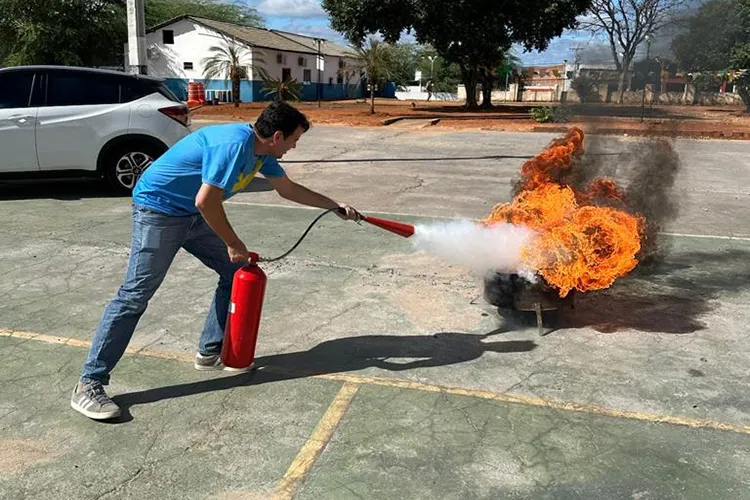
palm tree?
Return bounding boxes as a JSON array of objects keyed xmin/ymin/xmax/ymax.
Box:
[
  {"xmin": 261, "ymin": 75, "xmax": 303, "ymax": 102},
  {"xmin": 201, "ymin": 35, "xmax": 262, "ymax": 107},
  {"xmin": 356, "ymin": 38, "xmax": 394, "ymax": 114}
]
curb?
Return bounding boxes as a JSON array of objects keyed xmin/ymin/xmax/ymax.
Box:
[{"xmin": 532, "ymin": 126, "xmax": 750, "ymax": 140}]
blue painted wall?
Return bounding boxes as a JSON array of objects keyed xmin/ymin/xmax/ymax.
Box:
[{"xmin": 163, "ymin": 78, "xmax": 363, "ymax": 103}]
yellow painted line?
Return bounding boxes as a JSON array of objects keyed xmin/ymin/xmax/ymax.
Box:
[
  {"xmin": 3, "ymin": 329, "xmax": 750, "ymax": 436},
  {"xmin": 312, "ymin": 373, "xmax": 750, "ymax": 435},
  {"xmin": 0, "ymin": 329, "xmax": 193, "ymax": 363},
  {"xmin": 272, "ymin": 382, "xmax": 360, "ymax": 500}
]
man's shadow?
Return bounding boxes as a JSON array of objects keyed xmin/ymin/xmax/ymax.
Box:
[{"xmin": 110, "ymin": 331, "xmax": 535, "ymax": 423}]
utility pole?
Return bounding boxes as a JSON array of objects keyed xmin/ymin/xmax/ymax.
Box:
[
  {"xmin": 570, "ymin": 46, "xmax": 583, "ymax": 76},
  {"xmin": 127, "ymin": 0, "xmax": 147, "ymax": 75},
  {"xmin": 640, "ymin": 35, "xmax": 652, "ymax": 123},
  {"xmin": 316, "ymin": 38, "xmax": 323, "ymax": 107}
]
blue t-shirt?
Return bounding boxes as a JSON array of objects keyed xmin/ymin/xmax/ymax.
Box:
[{"xmin": 133, "ymin": 123, "xmax": 285, "ymax": 215}]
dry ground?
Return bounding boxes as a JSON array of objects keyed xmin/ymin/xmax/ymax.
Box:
[{"xmin": 192, "ymin": 99, "xmax": 750, "ymax": 139}]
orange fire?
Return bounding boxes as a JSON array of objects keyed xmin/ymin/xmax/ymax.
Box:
[{"xmin": 482, "ymin": 127, "xmax": 644, "ymax": 297}]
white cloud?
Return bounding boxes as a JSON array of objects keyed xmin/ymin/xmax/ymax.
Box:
[
  {"xmin": 280, "ymin": 21, "xmax": 348, "ymax": 43},
  {"xmin": 256, "ymin": 0, "xmax": 326, "ymax": 18}
]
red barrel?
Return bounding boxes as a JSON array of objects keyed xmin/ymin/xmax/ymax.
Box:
[
  {"xmin": 196, "ymin": 82, "xmax": 206, "ymax": 105},
  {"xmin": 221, "ymin": 252, "xmax": 267, "ymax": 371},
  {"xmin": 187, "ymin": 82, "xmax": 201, "ymax": 108}
]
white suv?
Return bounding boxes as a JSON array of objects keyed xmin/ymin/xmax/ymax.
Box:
[{"xmin": 0, "ymin": 65, "xmax": 191, "ymax": 193}]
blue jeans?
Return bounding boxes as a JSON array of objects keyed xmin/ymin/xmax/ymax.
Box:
[{"xmin": 80, "ymin": 204, "xmax": 243, "ymax": 384}]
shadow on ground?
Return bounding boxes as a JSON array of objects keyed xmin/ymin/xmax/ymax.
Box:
[
  {"xmin": 0, "ymin": 178, "xmax": 125, "ymax": 200},
  {"xmin": 0, "ymin": 176, "xmax": 275, "ymax": 200},
  {"xmin": 502, "ymin": 248, "xmax": 750, "ymax": 335},
  {"xmin": 567, "ymin": 104, "xmax": 693, "ymax": 120},
  {"xmin": 111, "ymin": 330, "xmax": 535, "ymax": 422}
]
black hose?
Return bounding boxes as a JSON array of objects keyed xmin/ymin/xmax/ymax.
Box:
[{"xmin": 258, "ymin": 207, "xmax": 343, "ymax": 263}]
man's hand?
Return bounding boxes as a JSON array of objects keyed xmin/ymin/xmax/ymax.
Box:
[
  {"xmin": 336, "ymin": 203, "xmax": 362, "ymax": 221},
  {"xmin": 227, "ymin": 239, "xmax": 250, "ymax": 264}
]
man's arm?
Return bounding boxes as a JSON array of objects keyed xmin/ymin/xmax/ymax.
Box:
[
  {"xmin": 195, "ymin": 183, "xmax": 248, "ymax": 263},
  {"xmin": 267, "ymin": 175, "xmax": 360, "ymax": 220}
]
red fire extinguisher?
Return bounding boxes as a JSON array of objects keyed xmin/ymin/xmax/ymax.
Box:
[{"xmin": 221, "ymin": 251, "xmax": 266, "ymax": 371}]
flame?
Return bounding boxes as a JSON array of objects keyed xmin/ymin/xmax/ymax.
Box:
[{"xmin": 481, "ymin": 127, "xmax": 644, "ymax": 297}]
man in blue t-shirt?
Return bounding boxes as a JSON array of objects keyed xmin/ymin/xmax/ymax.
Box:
[{"xmin": 71, "ymin": 101, "xmax": 361, "ymax": 420}]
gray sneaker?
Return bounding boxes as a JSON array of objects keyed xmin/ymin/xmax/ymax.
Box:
[
  {"xmin": 194, "ymin": 352, "xmax": 224, "ymax": 371},
  {"xmin": 70, "ymin": 381, "xmax": 121, "ymax": 420}
]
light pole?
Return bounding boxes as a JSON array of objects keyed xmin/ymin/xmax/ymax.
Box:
[
  {"xmin": 640, "ymin": 34, "xmax": 652, "ymax": 122},
  {"xmin": 315, "ymin": 38, "xmax": 323, "ymax": 107},
  {"xmin": 425, "ymin": 55, "xmax": 437, "ymax": 80}
]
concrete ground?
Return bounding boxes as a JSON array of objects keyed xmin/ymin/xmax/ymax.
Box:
[{"xmin": 1, "ymin": 125, "xmax": 750, "ymax": 499}]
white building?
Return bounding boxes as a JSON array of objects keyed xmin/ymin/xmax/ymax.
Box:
[{"xmin": 126, "ymin": 15, "xmax": 364, "ymax": 103}]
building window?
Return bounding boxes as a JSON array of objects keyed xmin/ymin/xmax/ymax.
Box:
[
  {"xmin": 303, "ymin": 69, "xmax": 312, "ymax": 83},
  {"xmin": 163, "ymin": 30, "xmax": 174, "ymax": 44},
  {"xmin": 298, "ymin": 57, "xmax": 307, "ymax": 67},
  {"xmin": 183, "ymin": 62, "xmax": 193, "ymax": 70},
  {"xmin": 282, "ymin": 68, "xmax": 291, "ymax": 81},
  {"xmin": 276, "ymin": 53, "xmax": 283, "ymax": 64}
]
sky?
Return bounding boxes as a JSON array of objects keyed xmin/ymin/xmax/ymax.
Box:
[{"xmin": 244, "ymin": 0, "xmax": 618, "ymax": 66}]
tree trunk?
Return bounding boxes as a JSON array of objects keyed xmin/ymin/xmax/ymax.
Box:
[
  {"xmin": 370, "ymin": 84, "xmax": 375, "ymax": 114},
  {"xmin": 616, "ymin": 61, "xmax": 630, "ymax": 104},
  {"xmin": 480, "ymin": 70, "xmax": 495, "ymax": 109},
  {"xmin": 460, "ymin": 66, "xmax": 480, "ymax": 110},
  {"xmin": 233, "ymin": 76, "xmax": 240, "ymax": 108}
]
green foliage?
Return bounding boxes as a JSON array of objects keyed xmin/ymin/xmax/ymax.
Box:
[
  {"xmin": 0, "ymin": 0, "xmax": 126, "ymax": 67},
  {"xmin": 321, "ymin": 0, "xmax": 590, "ymax": 109},
  {"xmin": 735, "ymin": 70, "xmax": 750, "ymax": 112},
  {"xmin": 202, "ymin": 35, "xmax": 264, "ymax": 106},
  {"xmin": 356, "ymin": 38, "xmax": 396, "ymax": 113},
  {"xmin": 145, "ymin": 0, "xmax": 263, "ymax": 28},
  {"xmin": 672, "ymin": 0, "xmax": 748, "ymax": 72},
  {"xmin": 730, "ymin": 43, "xmax": 750, "ymax": 69},
  {"xmin": 261, "ymin": 76, "xmax": 303, "ymax": 102},
  {"xmin": 530, "ymin": 105, "xmax": 570, "ymax": 123},
  {"xmin": 0, "ymin": 0, "xmax": 262, "ymax": 68},
  {"xmin": 570, "ymin": 74, "xmax": 598, "ymax": 103},
  {"xmin": 691, "ymin": 73, "xmax": 723, "ymax": 93},
  {"xmin": 388, "ymin": 43, "xmax": 418, "ymax": 88}
]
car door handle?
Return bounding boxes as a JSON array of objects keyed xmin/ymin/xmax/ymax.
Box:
[{"xmin": 8, "ymin": 115, "xmax": 33, "ymax": 125}]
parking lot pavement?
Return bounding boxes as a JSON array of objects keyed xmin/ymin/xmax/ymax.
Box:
[{"xmin": 2, "ymin": 126, "xmax": 750, "ymax": 498}]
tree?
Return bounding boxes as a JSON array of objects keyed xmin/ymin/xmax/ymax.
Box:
[
  {"xmin": 581, "ymin": 0, "xmax": 688, "ymax": 103},
  {"xmin": 145, "ymin": 0, "xmax": 263, "ymax": 28},
  {"xmin": 0, "ymin": 0, "xmax": 262, "ymax": 68},
  {"xmin": 415, "ymin": 46, "xmax": 462, "ymax": 93},
  {"xmin": 671, "ymin": 0, "xmax": 744, "ymax": 72},
  {"xmin": 322, "ymin": 0, "xmax": 589, "ymax": 109},
  {"xmin": 261, "ymin": 75, "xmax": 303, "ymax": 101},
  {"xmin": 202, "ymin": 35, "xmax": 261, "ymax": 107},
  {"xmin": 389, "ymin": 43, "xmax": 419, "ymax": 89},
  {"xmin": 571, "ymin": 74, "xmax": 599, "ymax": 102},
  {"xmin": 0, "ymin": 0, "xmax": 126, "ymax": 67},
  {"xmin": 356, "ymin": 38, "xmax": 395, "ymax": 114}
]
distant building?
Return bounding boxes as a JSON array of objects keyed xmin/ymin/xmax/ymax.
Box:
[{"xmin": 125, "ymin": 15, "xmax": 365, "ymax": 103}]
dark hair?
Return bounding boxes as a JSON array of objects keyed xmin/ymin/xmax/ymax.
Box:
[{"xmin": 253, "ymin": 101, "xmax": 310, "ymax": 139}]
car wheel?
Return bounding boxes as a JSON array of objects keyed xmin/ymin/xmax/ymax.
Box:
[{"xmin": 104, "ymin": 142, "xmax": 165, "ymax": 193}]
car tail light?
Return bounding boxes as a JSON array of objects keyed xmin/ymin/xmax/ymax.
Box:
[{"xmin": 159, "ymin": 105, "xmax": 190, "ymax": 127}]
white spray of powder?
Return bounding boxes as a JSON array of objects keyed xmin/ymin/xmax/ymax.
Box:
[{"xmin": 411, "ymin": 220, "xmax": 537, "ymax": 276}]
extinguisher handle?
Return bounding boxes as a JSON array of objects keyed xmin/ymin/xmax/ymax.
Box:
[{"xmin": 248, "ymin": 251, "xmax": 260, "ymax": 264}]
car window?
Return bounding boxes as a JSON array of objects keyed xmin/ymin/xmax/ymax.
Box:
[
  {"xmin": 120, "ymin": 79, "xmax": 154, "ymax": 102},
  {"xmin": 46, "ymin": 72, "xmax": 120, "ymax": 106},
  {"xmin": 121, "ymin": 79, "xmax": 182, "ymax": 103},
  {"xmin": 0, "ymin": 72, "xmax": 34, "ymax": 109}
]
